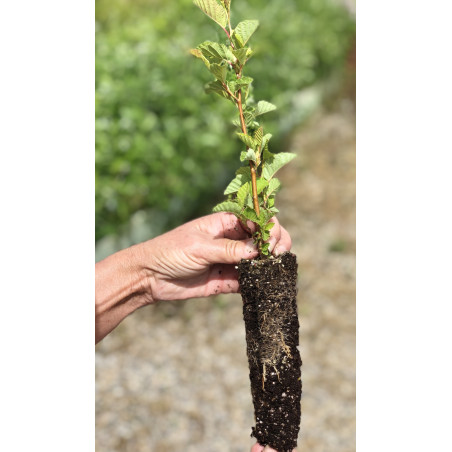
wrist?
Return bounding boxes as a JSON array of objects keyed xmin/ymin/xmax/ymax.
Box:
[{"xmin": 95, "ymin": 242, "xmax": 155, "ymax": 343}]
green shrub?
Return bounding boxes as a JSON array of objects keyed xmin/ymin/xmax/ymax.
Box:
[{"xmin": 95, "ymin": 0, "xmax": 354, "ymax": 242}]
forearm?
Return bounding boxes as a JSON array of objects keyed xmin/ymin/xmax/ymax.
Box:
[{"xmin": 95, "ymin": 243, "xmax": 153, "ymax": 343}]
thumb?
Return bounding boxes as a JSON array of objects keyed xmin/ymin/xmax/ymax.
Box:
[{"xmin": 209, "ymin": 237, "xmax": 258, "ymax": 264}]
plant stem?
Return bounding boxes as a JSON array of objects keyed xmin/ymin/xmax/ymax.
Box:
[{"xmin": 237, "ymin": 89, "xmax": 260, "ymax": 217}]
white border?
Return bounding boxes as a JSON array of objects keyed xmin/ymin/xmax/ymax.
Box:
[
  {"xmin": 0, "ymin": 1, "xmax": 94, "ymax": 450},
  {"xmin": 357, "ymin": 1, "xmax": 452, "ymax": 450}
]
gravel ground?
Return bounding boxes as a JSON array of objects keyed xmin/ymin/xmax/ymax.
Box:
[{"xmin": 96, "ymin": 104, "xmax": 356, "ymax": 452}]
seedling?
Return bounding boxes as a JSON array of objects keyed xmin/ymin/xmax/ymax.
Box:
[
  {"xmin": 192, "ymin": 3, "xmax": 302, "ymax": 451},
  {"xmin": 191, "ymin": 0, "xmax": 296, "ymax": 257}
]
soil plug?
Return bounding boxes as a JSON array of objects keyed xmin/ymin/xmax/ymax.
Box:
[
  {"xmin": 192, "ymin": 1, "xmax": 301, "ymax": 450},
  {"xmin": 238, "ymin": 252, "xmax": 301, "ymax": 451}
]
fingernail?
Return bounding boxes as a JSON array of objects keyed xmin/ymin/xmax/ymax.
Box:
[{"xmin": 273, "ymin": 244, "xmax": 287, "ymax": 256}]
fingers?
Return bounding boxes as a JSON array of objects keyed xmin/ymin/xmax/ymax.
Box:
[
  {"xmin": 208, "ymin": 264, "xmax": 240, "ymax": 294},
  {"xmin": 267, "ymin": 217, "xmax": 292, "ymax": 256},
  {"xmin": 197, "ymin": 212, "xmax": 251, "ymax": 240},
  {"xmin": 196, "ymin": 213, "xmax": 291, "ymax": 262},
  {"xmin": 251, "ymin": 443, "xmax": 265, "ymax": 452},
  {"xmin": 209, "ymin": 237, "xmax": 259, "ymax": 264},
  {"xmin": 273, "ymin": 224, "xmax": 292, "ymax": 256}
]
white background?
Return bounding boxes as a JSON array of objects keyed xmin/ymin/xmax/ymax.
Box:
[{"xmin": 1, "ymin": 0, "xmax": 451, "ymax": 450}]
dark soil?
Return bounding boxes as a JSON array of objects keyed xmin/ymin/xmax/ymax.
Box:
[{"xmin": 238, "ymin": 251, "xmax": 301, "ymax": 452}]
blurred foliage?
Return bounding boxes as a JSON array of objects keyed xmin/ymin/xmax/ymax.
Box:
[{"xmin": 96, "ymin": 0, "xmax": 355, "ymax": 242}]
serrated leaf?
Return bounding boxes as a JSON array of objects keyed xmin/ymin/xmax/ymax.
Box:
[
  {"xmin": 263, "ymin": 145, "xmax": 273, "ymax": 161},
  {"xmin": 233, "ymin": 48, "xmax": 248, "ymax": 66},
  {"xmin": 232, "ymin": 20, "xmax": 259, "ymax": 48},
  {"xmin": 193, "ymin": 0, "xmax": 228, "ymax": 28},
  {"xmin": 260, "ymin": 242, "xmax": 270, "ymax": 255},
  {"xmin": 237, "ymin": 182, "xmax": 251, "ymax": 208},
  {"xmin": 242, "ymin": 207, "xmax": 260, "ymax": 224},
  {"xmin": 262, "ymin": 152, "xmax": 296, "ymax": 180},
  {"xmin": 205, "ymin": 80, "xmax": 223, "ymax": 93},
  {"xmin": 198, "ymin": 41, "xmax": 226, "ymax": 60},
  {"xmin": 256, "ymin": 178, "xmax": 269, "ymax": 194},
  {"xmin": 240, "ymin": 149, "xmax": 257, "ymax": 162},
  {"xmin": 191, "ymin": 48, "xmax": 210, "ymax": 68},
  {"xmin": 266, "ymin": 178, "xmax": 281, "ymax": 197},
  {"xmin": 232, "ymin": 109, "xmax": 255, "ymax": 128},
  {"xmin": 264, "ymin": 221, "xmax": 275, "ymax": 232},
  {"xmin": 224, "ymin": 172, "xmax": 251, "ymax": 194},
  {"xmin": 236, "ymin": 76, "xmax": 253, "ymax": 87},
  {"xmin": 261, "ymin": 133, "xmax": 272, "ymax": 149},
  {"xmin": 253, "ymin": 127, "xmax": 263, "ymax": 146},
  {"xmin": 242, "ymin": 207, "xmax": 273, "ymax": 228},
  {"xmin": 255, "ymin": 100, "xmax": 277, "ymax": 116},
  {"xmin": 237, "ymin": 132, "xmax": 256, "ymax": 149},
  {"xmin": 209, "ymin": 63, "xmax": 227, "ymax": 82},
  {"xmin": 212, "ymin": 200, "xmax": 242, "ymax": 215},
  {"xmin": 222, "ymin": 44, "xmax": 236, "ymax": 63},
  {"xmin": 236, "ymin": 166, "xmax": 251, "ymax": 176}
]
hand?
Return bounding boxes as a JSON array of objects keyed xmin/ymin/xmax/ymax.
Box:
[
  {"xmin": 251, "ymin": 443, "xmax": 298, "ymax": 452},
  {"xmin": 143, "ymin": 212, "xmax": 292, "ymax": 302},
  {"xmin": 95, "ymin": 212, "xmax": 291, "ymax": 343}
]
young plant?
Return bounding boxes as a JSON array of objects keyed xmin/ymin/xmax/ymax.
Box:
[
  {"xmin": 192, "ymin": 3, "xmax": 302, "ymax": 451},
  {"xmin": 191, "ymin": 0, "xmax": 296, "ymax": 257}
]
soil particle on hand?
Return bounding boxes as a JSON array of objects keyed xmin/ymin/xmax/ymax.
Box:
[{"xmin": 238, "ymin": 252, "xmax": 301, "ymax": 452}]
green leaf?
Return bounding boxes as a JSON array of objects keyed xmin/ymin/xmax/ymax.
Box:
[
  {"xmin": 198, "ymin": 41, "xmax": 226, "ymax": 60},
  {"xmin": 262, "ymin": 152, "xmax": 296, "ymax": 180},
  {"xmin": 256, "ymin": 178, "xmax": 269, "ymax": 194},
  {"xmin": 242, "ymin": 207, "xmax": 260, "ymax": 224},
  {"xmin": 233, "ymin": 48, "xmax": 248, "ymax": 66},
  {"xmin": 255, "ymin": 100, "xmax": 277, "ymax": 116},
  {"xmin": 205, "ymin": 80, "xmax": 230, "ymax": 100},
  {"xmin": 242, "ymin": 207, "xmax": 273, "ymax": 229},
  {"xmin": 235, "ymin": 76, "xmax": 253, "ymax": 87},
  {"xmin": 193, "ymin": 0, "xmax": 228, "ymax": 28},
  {"xmin": 253, "ymin": 127, "xmax": 263, "ymax": 146},
  {"xmin": 237, "ymin": 182, "xmax": 251, "ymax": 208},
  {"xmin": 260, "ymin": 242, "xmax": 270, "ymax": 255},
  {"xmin": 209, "ymin": 63, "xmax": 227, "ymax": 82},
  {"xmin": 236, "ymin": 166, "xmax": 251, "ymax": 176},
  {"xmin": 264, "ymin": 221, "xmax": 275, "ymax": 232},
  {"xmin": 240, "ymin": 149, "xmax": 257, "ymax": 162},
  {"xmin": 266, "ymin": 178, "xmax": 281, "ymax": 197},
  {"xmin": 263, "ymin": 145, "xmax": 274, "ymax": 161},
  {"xmin": 222, "ymin": 44, "xmax": 236, "ymax": 63},
  {"xmin": 212, "ymin": 200, "xmax": 242, "ymax": 215},
  {"xmin": 261, "ymin": 133, "xmax": 272, "ymax": 149},
  {"xmin": 232, "ymin": 20, "xmax": 259, "ymax": 48},
  {"xmin": 220, "ymin": 0, "xmax": 230, "ymax": 12},
  {"xmin": 224, "ymin": 172, "xmax": 251, "ymax": 194},
  {"xmin": 232, "ymin": 111, "xmax": 255, "ymax": 128},
  {"xmin": 190, "ymin": 48, "xmax": 211, "ymax": 68},
  {"xmin": 237, "ymin": 132, "xmax": 256, "ymax": 149}
]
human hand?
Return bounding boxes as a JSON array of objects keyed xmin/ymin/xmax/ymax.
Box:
[
  {"xmin": 251, "ymin": 443, "xmax": 298, "ymax": 452},
  {"xmin": 142, "ymin": 212, "xmax": 292, "ymax": 303},
  {"xmin": 95, "ymin": 212, "xmax": 291, "ymax": 343}
]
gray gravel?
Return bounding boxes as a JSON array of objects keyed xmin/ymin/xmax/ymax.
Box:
[{"xmin": 96, "ymin": 106, "xmax": 356, "ymax": 452}]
